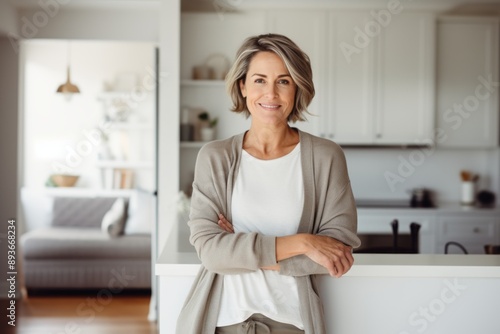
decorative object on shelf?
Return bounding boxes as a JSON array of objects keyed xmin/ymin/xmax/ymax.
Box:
[
  {"xmin": 476, "ymin": 190, "xmax": 496, "ymax": 208},
  {"xmin": 460, "ymin": 170, "xmax": 478, "ymax": 206},
  {"xmin": 56, "ymin": 42, "xmax": 80, "ymax": 100},
  {"xmin": 198, "ymin": 111, "xmax": 218, "ymax": 141},
  {"xmin": 484, "ymin": 244, "xmax": 500, "ymax": 254},
  {"xmin": 180, "ymin": 107, "xmax": 194, "ymax": 141},
  {"xmin": 192, "ymin": 53, "xmax": 230, "ymax": 80},
  {"xmin": 47, "ymin": 174, "xmax": 80, "ymax": 187}
]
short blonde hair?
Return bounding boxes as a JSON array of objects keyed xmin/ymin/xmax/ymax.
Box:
[{"xmin": 225, "ymin": 34, "xmax": 315, "ymax": 122}]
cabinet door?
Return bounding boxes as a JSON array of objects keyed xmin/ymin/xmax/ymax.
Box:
[
  {"xmin": 437, "ymin": 215, "xmax": 500, "ymax": 254},
  {"xmin": 266, "ymin": 11, "xmax": 327, "ymax": 137},
  {"xmin": 436, "ymin": 17, "xmax": 499, "ymax": 148},
  {"xmin": 328, "ymin": 11, "xmax": 375, "ymax": 144},
  {"xmin": 375, "ymin": 13, "xmax": 436, "ymax": 145}
]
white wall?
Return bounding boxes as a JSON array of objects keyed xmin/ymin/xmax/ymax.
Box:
[
  {"xmin": 22, "ymin": 40, "xmax": 156, "ymax": 189},
  {"xmin": 17, "ymin": 6, "xmax": 158, "ymax": 41}
]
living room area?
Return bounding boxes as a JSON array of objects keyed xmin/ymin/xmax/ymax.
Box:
[{"xmin": 0, "ymin": 1, "xmax": 162, "ymax": 333}]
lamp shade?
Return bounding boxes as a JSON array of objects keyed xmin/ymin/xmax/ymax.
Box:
[{"xmin": 56, "ymin": 66, "xmax": 80, "ymax": 94}]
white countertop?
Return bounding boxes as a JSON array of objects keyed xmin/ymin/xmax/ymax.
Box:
[
  {"xmin": 155, "ymin": 246, "xmax": 500, "ymax": 278},
  {"xmin": 357, "ymin": 202, "xmax": 500, "ymax": 215}
]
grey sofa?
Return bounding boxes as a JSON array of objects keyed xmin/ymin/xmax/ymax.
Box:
[{"xmin": 20, "ymin": 190, "xmax": 153, "ymax": 292}]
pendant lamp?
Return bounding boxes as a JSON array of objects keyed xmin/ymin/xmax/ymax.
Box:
[{"xmin": 56, "ymin": 42, "xmax": 80, "ymax": 97}]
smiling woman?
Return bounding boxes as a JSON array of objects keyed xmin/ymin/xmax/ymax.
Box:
[{"xmin": 176, "ymin": 34, "xmax": 360, "ymax": 334}]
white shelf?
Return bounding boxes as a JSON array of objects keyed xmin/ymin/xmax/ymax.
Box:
[
  {"xmin": 95, "ymin": 160, "xmax": 154, "ymax": 169},
  {"xmin": 111, "ymin": 122, "xmax": 154, "ymax": 131},
  {"xmin": 37, "ymin": 187, "xmax": 136, "ymax": 197},
  {"xmin": 181, "ymin": 80, "xmax": 225, "ymax": 87},
  {"xmin": 97, "ymin": 91, "xmax": 152, "ymax": 99}
]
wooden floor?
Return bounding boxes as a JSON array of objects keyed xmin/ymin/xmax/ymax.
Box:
[{"xmin": 1, "ymin": 292, "xmax": 158, "ymax": 334}]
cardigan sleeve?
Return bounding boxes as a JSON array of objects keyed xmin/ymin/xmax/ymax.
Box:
[
  {"xmin": 188, "ymin": 143, "xmax": 277, "ymax": 275},
  {"xmin": 279, "ymin": 140, "xmax": 360, "ymax": 277}
]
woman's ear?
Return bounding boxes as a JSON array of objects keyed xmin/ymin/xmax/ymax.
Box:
[{"xmin": 239, "ymin": 79, "xmax": 246, "ymax": 98}]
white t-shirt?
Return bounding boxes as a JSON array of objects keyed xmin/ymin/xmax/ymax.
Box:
[{"xmin": 216, "ymin": 143, "xmax": 304, "ymax": 329}]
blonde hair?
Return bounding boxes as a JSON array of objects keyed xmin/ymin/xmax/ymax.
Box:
[{"xmin": 225, "ymin": 34, "xmax": 315, "ymax": 122}]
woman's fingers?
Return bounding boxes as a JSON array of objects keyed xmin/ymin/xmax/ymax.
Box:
[
  {"xmin": 217, "ymin": 213, "xmax": 234, "ymax": 233},
  {"xmin": 305, "ymin": 235, "xmax": 354, "ymax": 277}
]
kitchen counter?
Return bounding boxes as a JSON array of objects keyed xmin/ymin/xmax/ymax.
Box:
[
  {"xmin": 156, "ymin": 223, "xmax": 500, "ymax": 333},
  {"xmin": 356, "ymin": 201, "xmax": 500, "ymax": 215},
  {"xmin": 155, "ymin": 249, "xmax": 500, "ymax": 278}
]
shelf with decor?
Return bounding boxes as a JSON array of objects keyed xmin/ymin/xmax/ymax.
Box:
[
  {"xmin": 95, "ymin": 160, "xmax": 154, "ymax": 169},
  {"xmin": 110, "ymin": 122, "xmax": 154, "ymax": 131},
  {"xmin": 181, "ymin": 80, "xmax": 225, "ymax": 87}
]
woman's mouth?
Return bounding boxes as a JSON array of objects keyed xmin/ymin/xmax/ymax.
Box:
[{"xmin": 259, "ymin": 103, "xmax": 280, "ymax": 110}]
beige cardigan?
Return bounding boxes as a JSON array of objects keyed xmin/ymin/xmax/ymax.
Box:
[{"xmin": 176, "ymin": 130, "xmax": 360, "ymax": 334}]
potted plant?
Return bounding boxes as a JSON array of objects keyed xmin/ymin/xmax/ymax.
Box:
[{"xmin": 198, "ymin": 111, "xmax": 218, "ymax": 141}]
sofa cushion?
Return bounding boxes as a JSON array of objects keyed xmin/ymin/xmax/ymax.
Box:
[
  {"xmin": 125, "ymin": 190, "xmax": 154, "ymax": 235},
  {"xmin": 52, "ymin": 197, "xmax": 120, "ymax": 228},
  {"xmin": 21, "ymin": 228, "xmax": 150, "ymax": 260},
  {"xmin": 101, "ymin": 198, "xmax": 127, "ymax": 237}
]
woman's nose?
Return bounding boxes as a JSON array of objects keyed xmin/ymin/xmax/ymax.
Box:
[{"xmin": 264, "ymin": 84, "xmax": 278, "ymax": 97}]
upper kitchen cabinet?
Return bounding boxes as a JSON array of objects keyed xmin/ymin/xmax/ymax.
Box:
[
  {"xmin": 436, "ymin": 16, "xmax": 499, "ymax": 149},
  {"xmin": 373, "ymin": 13, "xmax": 435, "ymax": 145},
  {"xmin": 327, "ymin": 11, "xmax": 377, "ymax": 144},
  {"xmin": 315, "ymin": 11, "xmax": 435, "ymax": 145}
]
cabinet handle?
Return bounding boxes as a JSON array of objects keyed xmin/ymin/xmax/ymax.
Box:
[
  {"xmin": 376, "ymin": 133, "xmax": 382, "ymax": 139},
  {"xmin": 473, "ymin": 227, "xmax": 480, "ymax": 233},
  {"xmin": 329, "ymin": 133, "xmax": 334, "ymax": 139}
]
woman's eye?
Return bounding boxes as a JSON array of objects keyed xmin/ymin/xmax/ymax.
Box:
[
  {"xmin": 254, "ymin": 78, "xmax": 265, "ymax": 84},
  {"xmin": 278, "ymin": 79, "xmax": 290, "ymax": 85}
]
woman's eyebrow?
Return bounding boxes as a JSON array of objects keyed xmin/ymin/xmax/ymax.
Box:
[{"xmin": 251, "ymin": 73, "xmax": 291, "ymax": 78}]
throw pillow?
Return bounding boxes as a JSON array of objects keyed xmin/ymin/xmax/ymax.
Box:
[
  {"xmin": 101, "ymin": 198, "xmax": 127, "ymax": 237},
  {"xmin": 125, "ymin": 190, "xmax": 154, "ymax": 235}
]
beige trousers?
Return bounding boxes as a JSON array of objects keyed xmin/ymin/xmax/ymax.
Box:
[{"xmin": 215, "ymin": 314, "xmax": 305, "ymax": 334}]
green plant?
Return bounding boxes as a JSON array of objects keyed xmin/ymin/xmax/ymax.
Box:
[{"xmin": 198, "ymin": 111, "xmax": 218, "ymax": 128}]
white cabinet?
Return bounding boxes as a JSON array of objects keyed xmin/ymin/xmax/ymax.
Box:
[
  {"xmin": 374, "ymin": 13, "xmax": 435, "ymax": 145},
  {"xmin": 436, "ymin": 17, "xmax": 499, "ymax": 148},
  {"xmin": 437, "ymin": 215, "xmax": 500, "ymax": 254},
  {"xmin": 326, "ymin": 11, "xmax": 375, "ymax": 143},
  {"xmin": 324, "ymin": 12, "xmax": 435, "ymax": 145}
]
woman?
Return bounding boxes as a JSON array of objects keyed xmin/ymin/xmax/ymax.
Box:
[{"xmin": 177, "ymin": 33, "xmax": 360, "ymax": 334}]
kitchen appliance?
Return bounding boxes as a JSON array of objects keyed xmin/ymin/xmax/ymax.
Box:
[
  {"xmin": 355, "ymin": 220, "xmax": 421, "ymax": 254},
  {"xmin": 410, "ymin": 188, "xmax": 434, "ymax": 208}
]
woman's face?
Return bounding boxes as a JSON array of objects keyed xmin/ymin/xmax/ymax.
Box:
[{"xmin": 239, "ymin": 51, "xmax": 297, "ymax": 127}]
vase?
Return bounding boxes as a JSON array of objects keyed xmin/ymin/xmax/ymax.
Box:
[{"xmin": 200, "ymin": 127, "xmax": 215, "ymax": 141}]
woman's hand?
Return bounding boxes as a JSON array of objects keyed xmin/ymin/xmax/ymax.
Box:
[
  {"xmin": 218, "ymin": 214, "xmax": 279, "ymax": 271},
  {"xmin": 303, "ymin": 235, "xmax": 354, "ymax": 278},
  {"xmin": 217, "ymin": 214, "xmax": 234, "ymax": 233}
]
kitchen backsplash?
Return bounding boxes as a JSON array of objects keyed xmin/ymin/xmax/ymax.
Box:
[{"xmin": 344, "ymin": 147, "xmax": 500, "ymax": 204}]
